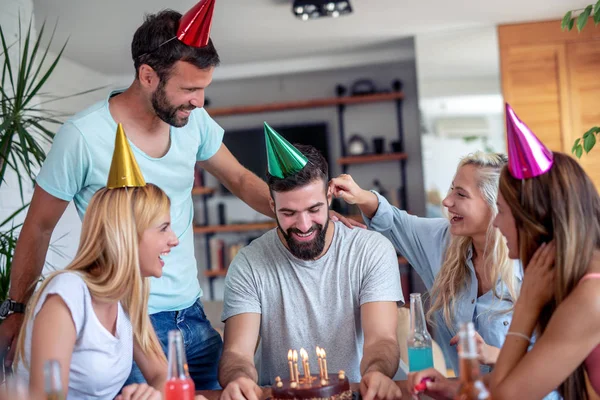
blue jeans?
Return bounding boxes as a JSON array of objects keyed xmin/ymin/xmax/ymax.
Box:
[{"xmin": 124, "ymin": 299, "xmax": 223, "ymax": 390}]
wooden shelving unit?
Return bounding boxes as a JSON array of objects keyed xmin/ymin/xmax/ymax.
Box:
[
  {"xmin": 338, "ymin": 152, "xmax": 408, "ymax": 165},
  {"xmin": 205, "ymin": 92, "xmax": 404, "ymax": 117},
  {"xmin": 197, "ymin": 82, "xmax": 412, "ymax": 299},
  {"xmin": 193, "ymin": 221, "xmax": 276, "ymax": 234},
  {"xmin": 204, "ymin": 269, "xmax": 228, "ymax": 278},
  {"xmin": 192, "ymin": 186, "xmax": 215, "ymax": 195}
]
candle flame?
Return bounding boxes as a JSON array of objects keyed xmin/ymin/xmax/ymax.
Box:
[
  {"xmin": 300, "ymin": 348, "xmax": 308, "ymax": 361},
  {"xmin": 322, "ymin": 349, "xmax": 327, "ymax": 359},
  {"xmin": 293, "ymin": 350, "xmax": 298, "ymax": 362},
  {"xmin": 316, "ymin": 346, "xmax": 321, "ymax": 357},
  {"xmin": 288, "ymin": 349, "xmax": 293, "ymax": 361}
]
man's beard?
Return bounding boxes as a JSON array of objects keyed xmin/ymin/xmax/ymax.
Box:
[
  {"xmin": 277, "ymin": 218, "xmax": 329, "ymax": 261},
  {"xmin": 151, "ymin": 83, "xmax": 194, "ymax": 128}
]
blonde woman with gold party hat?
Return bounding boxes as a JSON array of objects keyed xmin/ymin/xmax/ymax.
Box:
[{"xmin": 15, "ymin": 125, "xmax": 177, "ymax": 400}]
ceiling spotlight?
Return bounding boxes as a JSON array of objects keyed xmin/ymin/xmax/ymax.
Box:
[{"xmin": 292, "ymin": 0, "xmax": 353, "ymax": 20}]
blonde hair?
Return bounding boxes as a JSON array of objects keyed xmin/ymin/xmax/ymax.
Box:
[
  {"xmin": 499, "ymin": 152, "xmax": 600, "ymax": 400},
  {"xmin": 16, "ymin": 183, "xmax": 170, "ymax": 368},
  {"xmin": 427, "ymin": 152, "xmax": 516, "ymax": 328}
]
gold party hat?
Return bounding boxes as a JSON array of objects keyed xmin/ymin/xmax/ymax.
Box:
[{"xmin": 106, "ymin": 123, "xmax": 146, "ymax": 189}]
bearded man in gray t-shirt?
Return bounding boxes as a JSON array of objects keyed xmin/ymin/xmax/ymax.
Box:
[{"xmin": 218, "ymin": 138, "xmax": 405, "ymax": 400}]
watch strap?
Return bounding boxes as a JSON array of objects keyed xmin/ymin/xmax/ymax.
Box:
[{"xmin": 9, "ymin": 300, "xmax": 25, "ymax": 314}]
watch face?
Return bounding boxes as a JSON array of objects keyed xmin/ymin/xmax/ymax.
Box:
[{"xmin": 0, "ymin": 300, "xmax": 10, "ymax": 318}]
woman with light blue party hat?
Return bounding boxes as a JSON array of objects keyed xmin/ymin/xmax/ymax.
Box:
[{"xmin": 15, "ymin": 124, "xmax": 179, "ymax": 400}]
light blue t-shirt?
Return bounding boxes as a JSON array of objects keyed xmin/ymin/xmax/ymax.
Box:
[{"xmin": 36, "ymin": 90, "xmax": 224, "ymax": 314}]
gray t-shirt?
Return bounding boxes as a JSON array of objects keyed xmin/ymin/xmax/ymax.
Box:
[{"xmin": 222, "ymin": 221, "xmax": 404, "ymax": 385}]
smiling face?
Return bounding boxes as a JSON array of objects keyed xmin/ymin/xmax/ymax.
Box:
[
  {"xmin": 442, "ymin": 164, "xmax": 493, "ymax": 238},
  {"xmin": 270, "ymin": 179, "xmax": 332, "ymax": 260},
  {"xmin": 138, "ymin": 212, "xmax": 179, "ymax": 278},
  {"xmin": 151, "ymin": 61, "xmax": 214, "ymax": 127}
]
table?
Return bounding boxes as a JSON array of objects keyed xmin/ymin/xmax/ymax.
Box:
[{"xmin": 195, "ymin": 380, "xmax": 433, "ymax": 400}]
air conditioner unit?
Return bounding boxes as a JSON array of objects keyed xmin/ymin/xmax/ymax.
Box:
[{"xmin": 434, "ymin": 117, "xmax": 489, "ymax": 138}]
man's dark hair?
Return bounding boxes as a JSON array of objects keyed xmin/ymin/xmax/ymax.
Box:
[
  {"xmin": 267, "ymin": 144, "xmax": 329, "ymax": 194},
  {"xmin": 132, "ymin": 10, "xmax": 220, "ymax": 81}
]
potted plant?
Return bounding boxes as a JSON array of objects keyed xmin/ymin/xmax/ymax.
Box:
[{"xmin": 0, "ymin": 18, "xmax": 100, "ymax": 303}]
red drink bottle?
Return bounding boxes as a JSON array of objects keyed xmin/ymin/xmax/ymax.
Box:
[{"xmin": 165, "ymin": 330, "xmax": 195, "ymax": 400}]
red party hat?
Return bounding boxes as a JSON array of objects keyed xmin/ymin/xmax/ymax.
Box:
[{"xmin": 177, "ymin": 0, "xmax": 215, "ymax": 48}]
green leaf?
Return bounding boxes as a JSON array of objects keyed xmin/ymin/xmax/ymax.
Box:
[
  {"xmin": 569, "ymin": 18, "xmax": 576, "ymax": 31},
  {"xmin": 0, "ymin": 25, "xmax": 16, "ymax": 96},
  {"xmin": 576, "ymin": 144, "xmax": 583, "ymax": 158},
  {"xmin": 577, "ymin": 5, "xmax": 593, "ymax": 32},
  {"xmin": 584, "ymin": 130, "xmax": 597, "ymax": 153},
  {"xmin": 595, "ymin": 5, "xmax": 600, "ymax": 25},
  {"xmin": 0, "ymin": 203, "xmax": 28, "ymax": 229},
  {"xmin": 572, "ymin": 138, "xmax": 582, "ymax": 153},
  {"xmin": 562, "ymin": 11, "xmax": 573, "ymax": 30},
  {"xmin": 595, "ymin": 0, "xmax": 600, "ymax": 16}
]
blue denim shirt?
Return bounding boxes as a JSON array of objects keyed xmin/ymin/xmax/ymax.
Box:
[
  {"xmin": 364, "ymin": 191, "xmax": 520, "ymax": 374},
  {"xmin": 364, "ymin": 192, "xmax": 561, "ymax": 399}
]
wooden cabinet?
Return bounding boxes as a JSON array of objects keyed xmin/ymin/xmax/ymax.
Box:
[
  {"xmin": 498, "ymin": 19, "xmax": 600, "ymax": 187},
  {"xmin": 566, "ymin": 40, "xmax": 600, "ymax": 188}
]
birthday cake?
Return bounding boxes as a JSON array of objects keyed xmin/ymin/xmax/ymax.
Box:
[{"xmin": 271, "ymin": 371, "xmax": 351, "ymax": 400}]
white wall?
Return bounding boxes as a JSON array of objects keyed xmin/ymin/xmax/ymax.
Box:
[{"xmin": 415, "ymin": 26, "xmax": 506, "ymax": 216}]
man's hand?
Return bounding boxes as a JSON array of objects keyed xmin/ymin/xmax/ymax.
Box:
[
  {"xmin": 450, "ymin": 330, "xmax": 500, "ymax": 366},
  {"xmin": 115, "ymin": 383, "xmax": 161, "ymax": 400},
  {"xmin": 220, "ymin": 376, "xmax": 263, "ymax": 400},
  {"xmin": 360, "ymin": 371, "xmax": 402, "ymax": 400},
  {"xmin": 329, "ymin": 210, "xmax": 366, "ymax": 229},
  {"xmin": 0, "ymin": 313, "xmax": 25, "ymax": 368}
]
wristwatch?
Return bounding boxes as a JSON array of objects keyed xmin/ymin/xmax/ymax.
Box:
[{"xmin": 0, "ymin": 298, "xmax": 26, "ymax": 320}]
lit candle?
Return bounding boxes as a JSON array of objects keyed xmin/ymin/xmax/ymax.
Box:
[
  {"xmin": 293, "ymin": 350, "xmax": 300, "ymax": 383},
  {"xmin": 300, "ymin": 348, "xmax": 311, "ymax": 380},
  {"xmin": 322, "ymin": 349, "xmax": 329, "ymax": 380},
  {"xmin": 316, "ymin": 346, "xmax": 324, "ymax": 379},
  {"xmin": 288, "ymin": 350, "xmax": 295, "ymax": 382}
]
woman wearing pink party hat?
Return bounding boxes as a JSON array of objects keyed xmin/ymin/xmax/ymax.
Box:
[{"xmin": 408, "ymin": 104, "xmax": 600, "ymax": 400}]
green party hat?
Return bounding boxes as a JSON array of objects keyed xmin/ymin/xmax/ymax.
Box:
[{"xmin": 264, "ymin": 122, "xmax": 308, "ymax": 178}]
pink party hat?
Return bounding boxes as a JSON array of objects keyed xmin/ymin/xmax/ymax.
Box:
[{"xmin": 506, "ymin": 103, "xmax": 553, "ymax": 179}]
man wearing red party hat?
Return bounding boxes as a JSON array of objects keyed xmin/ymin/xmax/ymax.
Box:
[
  {"xmin": 0, "ymin": 0, "xmax": 366, "ymax": 391},
  {"xmin": 0, "ymin": 1, "xmax": 226, "ymax": 390}
]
